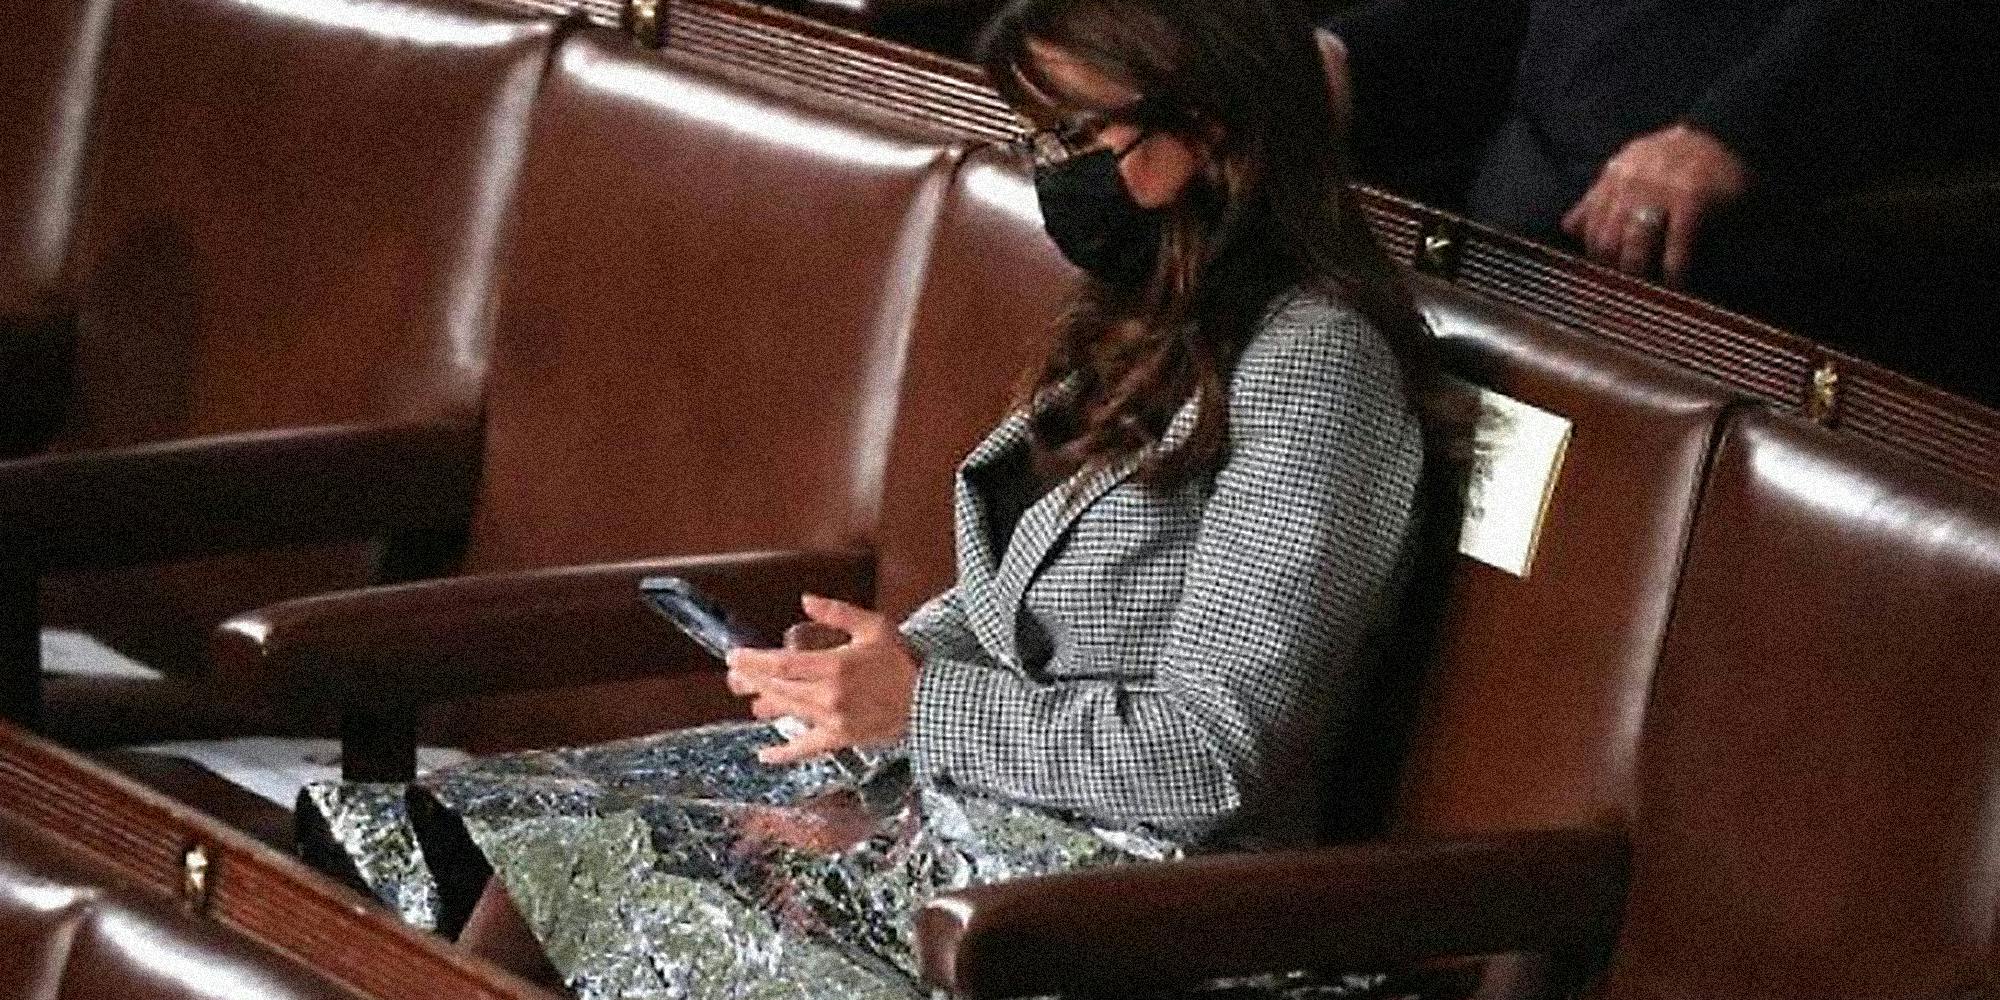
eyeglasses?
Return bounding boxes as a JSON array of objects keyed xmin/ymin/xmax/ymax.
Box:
[{"xmin": 1003, "ymin": 98, "xmax": 1175, "ymax": 170}]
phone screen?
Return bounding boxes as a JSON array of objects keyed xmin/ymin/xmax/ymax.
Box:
[{"xmin": 639, "ymin": 576, "xmax": 766, "ymax": 660}]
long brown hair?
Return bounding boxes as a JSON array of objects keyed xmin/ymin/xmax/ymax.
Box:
[{"xmin": 980, "ymin": 0, "xmax": 1440, "ymax": 486}]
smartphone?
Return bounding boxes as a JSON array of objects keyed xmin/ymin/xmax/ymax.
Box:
[
  {"xmin": 639, "ymin": 575, "xmax": 767, "ymax": 660},
  {"xmin": 638, "ymin": 575, "xmax": 875, "ymax": 777}
]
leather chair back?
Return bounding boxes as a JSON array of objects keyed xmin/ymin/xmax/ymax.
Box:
[
  {"xmin": 430, "ymin": 29, "xmax": 960, "ymax": 749},
  {"xmin": 0, "ymin": 0, "xmax": 113, "ymax": 455},
  {"xmin": 60, "ymin": 0, "xmax": 552, "ymax": 448},
  {"xmin": 462, "ymin": 28, "xmax": 962, "ymax": 573},
  {"xmin": 0, "ymin": 0, "xmax": 109, "ymax": 320},
  {"xmin": 874, "ymin": 147, "xmax": 1072, "ymax": 619},
  {"xmin": 1603, "ymin": 410, "xmax": 2000, "ymax": 1000},
  {"xmin": 34, "ymin": 0, "xmax": 554, "ymax": 686},
  {"xmin": 1390, "ymin": 282, "xmax": 1734, "ymax": 836}
]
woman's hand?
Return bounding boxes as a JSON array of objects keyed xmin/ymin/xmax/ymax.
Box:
[{"xmin": 724, "ymin": 594, "xmax": 920, "ymax": 766}]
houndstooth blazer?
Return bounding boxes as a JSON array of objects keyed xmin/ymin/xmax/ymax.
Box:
[{"xmin": 899, "ymin": 288, "xmax": 1427, "ymax": 847}]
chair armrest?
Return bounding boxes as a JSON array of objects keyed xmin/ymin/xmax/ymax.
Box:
[
  {"xmin": 917, "ymin": 827, "xmax": 1628, "ymax": 999},
  {"xmin": 0, "ymin": 421, "xmax": 480, "ymax": 571},
  {"xmin": 214, "ymin": 549, "xmax": 874, "ymax": 712}
]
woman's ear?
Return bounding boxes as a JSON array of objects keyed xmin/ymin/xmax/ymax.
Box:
[
  {"xmin": 1200, "ymin": 147, "xmax": 1228, "ymax": 186},
  {"xmin": 1192, "ymin": 119, "xmax": 1230, "ymax": 184}
]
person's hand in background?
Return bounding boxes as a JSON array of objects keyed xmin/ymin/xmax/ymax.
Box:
[{"xmin": 1563, "ymin": 123, "xmax": 1749, "ymax": 287}]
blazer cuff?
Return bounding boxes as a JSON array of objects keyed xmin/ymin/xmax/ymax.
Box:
[
  {"xmin": 898, "ymin": 618, "xmax": 960, "ymax": 666},
  {"xmin": 907, "ymin": 654, "xmax": 1005, "ymax": 791}
]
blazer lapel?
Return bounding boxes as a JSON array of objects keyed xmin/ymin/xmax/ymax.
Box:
[
  {"xmin": 987, "ymin": 393, "xmax": 1204, "ymax": 661},
  {"xmin": 953, "ymin": 376, "xmax": 1079, "ymax": 575},
  {"xmin": 951, "ymin": 407, "xmax": 1033, "ymax": 665}
]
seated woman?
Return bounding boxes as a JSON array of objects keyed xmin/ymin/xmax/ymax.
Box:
[{"xmin": 301, "ymin": 0, "xmax": 1439, "ymax": 996}]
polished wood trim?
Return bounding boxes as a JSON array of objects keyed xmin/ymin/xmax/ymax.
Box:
[{"xmin": 0, "ymin": 720, "xmax": 554, "ymax": 1000}]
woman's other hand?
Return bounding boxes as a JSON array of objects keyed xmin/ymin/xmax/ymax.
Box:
[{"xmin": 724, "ymin": 594, "xmax": 919, "ymax": 766}]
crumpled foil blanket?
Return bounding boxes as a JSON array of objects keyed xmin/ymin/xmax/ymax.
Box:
[
  {"xmin": 299, "ymin": 780, "xmax": 445, "ymax": 931},
  {"xmin": 302, "ymin": 721, "xmax": 1380, "ymax": 1000}
]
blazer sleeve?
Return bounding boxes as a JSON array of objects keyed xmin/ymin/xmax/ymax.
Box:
[
  {"xmin": 899, "ymin": 586, "xmax": 987, "ymax": 666},
  {"xmin": 905, "ymin": 302, "xmax": 1426, "ymax": 840}
]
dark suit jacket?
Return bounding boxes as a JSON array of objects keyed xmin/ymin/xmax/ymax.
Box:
[{"xmin": 1325, "ymin": 0, "xmax": 1970, "ymax": 235}]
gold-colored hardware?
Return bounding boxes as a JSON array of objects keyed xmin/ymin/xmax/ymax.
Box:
[
  {"xmin": 624, "ymin": 0, "xmax": 664, "ymax": 49},
  {"xmin": 1807, "ymin": 361, "xmax": 1841, "ymax": 427},
  {"xmin": 181, "ymin": 844, "xmax": 212, "ymax": 911},
  {"xmin": 1414, "ymin": 220, "xmax": 1463, "ymax": 279}
]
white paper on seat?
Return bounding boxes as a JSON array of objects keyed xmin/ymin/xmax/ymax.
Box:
[
  {"xmin": 1451, "ymin": 380, "xmax": 1573, "ymax": 578},
  {"xmin": 40, "ymin": 629, "xmax": 166, "ymax": 681},
  {"xmin": 134, "ymin": 738, "xmax": 472, "ymax": 807}
]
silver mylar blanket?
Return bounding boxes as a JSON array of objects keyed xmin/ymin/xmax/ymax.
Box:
[{"xmin": 300, "ymin": 721, "xmax": 1379, "ymax": 1000}]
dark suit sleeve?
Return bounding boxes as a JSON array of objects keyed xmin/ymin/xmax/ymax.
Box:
[{"xmin": 1682, "ymin": 0, "xmax": 1948, "ymax": 188}]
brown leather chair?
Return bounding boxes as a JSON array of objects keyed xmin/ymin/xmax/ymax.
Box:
[
  {"xmin": 916, "ymin": 407, "xmax": 2000, "ymax": 999},
  {"xmin": 884, "ymin": 156, "xmax": 1736, "ymax": 848},
  {"xmin": 871, "ymin": 144, "xmax": 1072, "ymax": 620},
  {"xmin": 1, "ymin": 0, "xmax": 558, "ymax": 745},
  {"xmin": 232, "ymin": 130, "xmax": 1733, "ymax": 960},
  {"xmin": 904, "ymin": 271, "xmax": 1736, "ymax": 1000},
  {"xmin": 0, "ymin": 719, "xmax": 560, "ymax": 1000},
  {"xmin": 0, "ymin": 0, "xmax": 112, "ymax": 458},
  {"xmin": 211, "ymin": 24, "xmax": 968, "ymax": 776},
  {"xmin": 1595, "ymin": 409, "xmax": 2000, "ymax": 999}
]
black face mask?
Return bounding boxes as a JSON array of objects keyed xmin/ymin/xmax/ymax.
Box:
[{"xmin": 1033, "ymin": 143, "xmax": 1164, "ymax": 288}]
